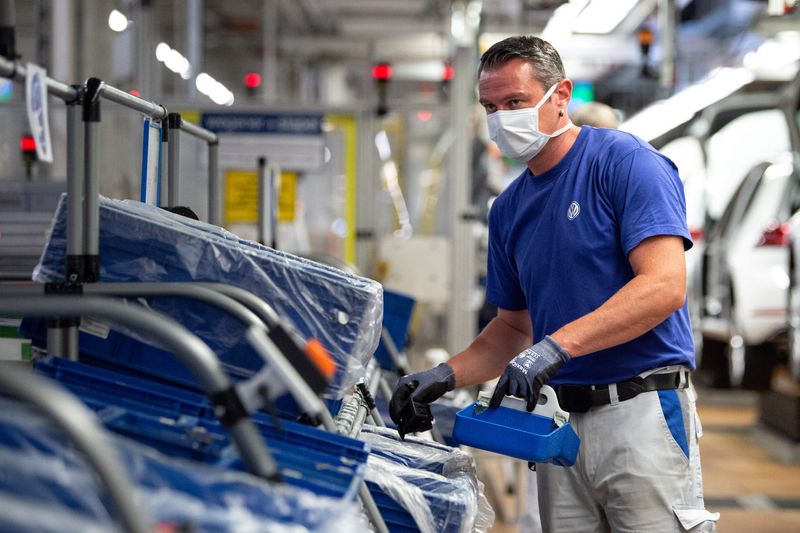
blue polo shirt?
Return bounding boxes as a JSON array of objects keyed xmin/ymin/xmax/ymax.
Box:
[{"xmin": 486, "ymin": 126, "xmax": 695, "ymax": 385}]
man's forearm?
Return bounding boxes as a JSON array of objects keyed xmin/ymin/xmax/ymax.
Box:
[{"xmin": 448, "ymin": 314, "xmax": 531, "ymax": 388}]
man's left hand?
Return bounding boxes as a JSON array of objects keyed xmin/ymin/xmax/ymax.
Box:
[{"xmin": 490, "ymin": 336, "xmax": 570, "ymax": 411}]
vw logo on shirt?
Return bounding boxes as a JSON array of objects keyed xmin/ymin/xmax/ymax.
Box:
[{"xmin": 567, "ymin": 201, "xmax": 581, "ymax": 221}]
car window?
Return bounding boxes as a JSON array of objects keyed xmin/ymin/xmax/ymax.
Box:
[
  {"xmin": 704, "ymin": 109, "xmax": 791, "ymax": 221},
  {"xmin": 738, "ymin": 158, "xmax": 794, "ymax": 240},
  {"xmin": 714, "ymin": 162, "xmax": 768, "ymax": 240}
]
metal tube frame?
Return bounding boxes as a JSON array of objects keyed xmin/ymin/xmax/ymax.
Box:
[
  {"xmin": 0, "ymin": 365, "xmax": 149, "ymax": 533},
  {"xmin": 257, "ymin": 156, "xmax": 268, "ymax": 245},
  {"xmin": 167, "ymin": 113, "xmax": 181, "ymax": 207},
  {"xmin": 208, "ymin": 141, "xmax": 221, "ymax": 225},
  {"xmin": 0, "ymin": 293, "xmax": 280, "ymax": 482}
]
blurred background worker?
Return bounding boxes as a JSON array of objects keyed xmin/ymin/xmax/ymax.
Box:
[
  {"xmin": 391, "ymin": 35, "xmax": 718, "ymax": 532},
  {"xmin": 571, "ymin": 102, "xmax": 621, "ymax": 129}
]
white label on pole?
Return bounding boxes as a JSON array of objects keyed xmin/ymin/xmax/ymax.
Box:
[
  {"xmin": 140, "ymin": 118, "xmax": 162, "ymax": 205},
  {"xmin": 25, "ymin": 63, "xmax": 54, "ymax": 163}
]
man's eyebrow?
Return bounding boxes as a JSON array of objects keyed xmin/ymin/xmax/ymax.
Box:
[{"xmin": 479, "ymin": 92, "xmax": 528, "ymax": 105}]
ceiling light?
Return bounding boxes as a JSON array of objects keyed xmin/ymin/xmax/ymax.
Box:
[
  {"xmin": 108, "ymin": 9, "xmax": 129, "ymax": 32},
  {"xmin": 573, "ymin": 0, "xmax": 637, "ymax": 34}
]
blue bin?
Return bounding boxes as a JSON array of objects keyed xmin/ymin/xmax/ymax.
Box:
[
  {"xmin": 452, "ymin": 401, "xmax": 580, "ymax": 466},
  {"xmin": 0, "ymin": 397, "xmax": 362, "ymax": 532},
  {"xmin": 361, "ymin": 426, "xmax": 485, "ymax": 533},
  {"xmin": 25, "ymin": 195, "xmax": 383, "ymax": 400},
  {"xmin": 33, "ymin": 356, "xmax": 369, "ymax": 500},
  {"xmin": 374, "ymin": 289, "xmax": 415, "ymax": 371}
]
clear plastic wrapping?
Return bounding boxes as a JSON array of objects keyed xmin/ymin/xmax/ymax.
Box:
[
  {"xmin": 361, "ymin": 425, "xmax": 495, "ymax": 533},
  {"xmin": 32, "ymin": 195, "xmax": 383, "ymax": 398},
  {"xmin": 0, "ymin": 398, "xmax": 361, "ymax": 532}
]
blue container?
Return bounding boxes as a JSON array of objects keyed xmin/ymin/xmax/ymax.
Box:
[
  {"xmin": 374, "ymin": 289, "xmax": 415, "ymax": 370},
  {"xmin": 452, "ymin": 402, "xmax": 580, "ymax": 467},
  {"xmin": 26, "ymin": 195, "xmax": 383, "ymax": 400},
  {"xmin": 0, "ymin": 398, "xmax": 362, "ymax": 532},
  {"xmin": 33, "ymin": 356, "xmax": 369, "ymax": 500}
]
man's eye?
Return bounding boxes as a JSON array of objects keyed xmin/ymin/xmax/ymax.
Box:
[{"xmin": 509, "ymin": 99, "xmax": 521, "ymax": 107}]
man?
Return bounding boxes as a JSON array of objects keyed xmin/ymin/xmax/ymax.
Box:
[
  {"xmin": 390, "ymin": 36, "xmax": 718, "ymax": 532},
  {"xmin": 571, "ymin": 101, "xmax": 620, "ymax": 129}
]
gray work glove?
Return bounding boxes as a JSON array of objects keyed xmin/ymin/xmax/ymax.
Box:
[
  {"xmin": 490, "ymin": 336, "xmax": 570, "ymax": 411},
  {"xmin": 389, "ymin": 363, "xmax": 456, "ymax": 435}
]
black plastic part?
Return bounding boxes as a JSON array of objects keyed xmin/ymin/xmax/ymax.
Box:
[
  {"xmin": 82, "ymin": 78, "xmax": 102, "ymax": 122},
  {"xmin": 167, "ymin": 112, "xmax": 182, "ymax": 129},
  {"xmin": 66, "ymin": 84, "xmax": 83, "ymax": 106},
  {"xmin": 83, "ymin": 255, "xmax": 100, "ymax": 283},
  {"xmin": 0, "ymin": 26, "xmax": 15, "ymax": 61},
  {"xmin": 46, "ymin": 317, "xmax": 80, "ymax": 328},
  {"xmin": 268, "ymin": 324, "xmax": 329, "ymax": 395},
  {"xmin": 396, "ymin": 397, "xmax": 433, "ymax": 439},
  {"xmin": 65, "ymin": 255, "xmax": 84, "ymax": 283},
  {"xmin": 356, "ymin": 381, "xmax": 376, "ymax": 411},
  {"xmin": 528, "ymin": 462, "xmax": 536, "ymax": 472},
  {"xmin": 258, "ymin": 156, "xmax": 266, "ymax": 167},
  {"xmin": 161, "ymin": 121, "xmax": 168, "ymax": 141},
  {"xmin": 44, "ymin": 282, "xmax": 83, "ymax": 295},
  {"xmin": 209, "ymin": 387, "xmax": 249, "ymax": 428}
]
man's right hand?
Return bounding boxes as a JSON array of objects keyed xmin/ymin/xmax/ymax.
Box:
[{"xmin": 389, "ymin": 363, "xmax": 456, "ymax": 437}]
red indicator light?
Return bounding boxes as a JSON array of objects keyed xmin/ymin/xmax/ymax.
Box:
[
  {"xmin": 244, "ymin": 72, "xmax": 262, "ymax": 88},
  {"xmin": 372, "ymin": 63, "xmax": 392, "ymax": 81},
  {"xmin": 443, "ymin": 64, "xmax": 454, "ymax": 81},
  {"xmin": 20, "ymin": 135, "xmax": 36, "ymax": 152},
  {"xmin": 129, "ymin": 89, "xmax": 141, "ymax": 97}
]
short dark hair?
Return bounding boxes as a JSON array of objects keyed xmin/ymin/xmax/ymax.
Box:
[{"xmin": 478, "ymin": 35, "xmax": 565, "ymax": 89}]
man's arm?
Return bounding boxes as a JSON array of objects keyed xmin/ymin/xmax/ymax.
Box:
[
  {"xmin": 448, "ymin": 307, "xmax": 532, "ymax": 388},
  {"xmin": 550, "ymin": 234, "xmax": 687, "ymax": 357}
]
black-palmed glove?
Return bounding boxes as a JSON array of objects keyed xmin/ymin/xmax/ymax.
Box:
[
  {"xmin": 389, "ymin": 363, "xmax": 456, "ymax": 436},
  {"xmin": 490, "ymin": 336, "xmax": 570, "ymax": 411}
]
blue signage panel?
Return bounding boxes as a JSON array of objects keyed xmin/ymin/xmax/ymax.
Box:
[{"xmin": 201, "ymin": 113, "xmax": 323, "ymax": 135}]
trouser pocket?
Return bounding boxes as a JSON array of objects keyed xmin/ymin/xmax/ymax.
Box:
[{"xmin": 673, "ymin": 505, "xmax": 719, "ymax": 532}]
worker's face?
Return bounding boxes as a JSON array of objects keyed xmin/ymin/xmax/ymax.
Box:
[{"xmin": 478, "ymin": 58, "xmax": 567, "ymax": 133}]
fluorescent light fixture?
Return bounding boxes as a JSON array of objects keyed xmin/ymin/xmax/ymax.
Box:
[
  {"xmin": 573, "ymin": 0, "xmax": 637, "ymax": 34},
  {"xmin": 155, "ymin": 42, "xmax": 170, "ymax": 62},
  {"xmin": 620, "ymin": 67, "xmax": 754, "ymax": 141},
  {"xmin": 108, "ymin": 9, "xmax": 129, "ymax": 32},
  {"xmin": 195, "ymin": 72, "xmax": 234, "ymax": 106},
  {"xmin": 156, "ymin": 43, "xmax": 193, "ymax": 80}
]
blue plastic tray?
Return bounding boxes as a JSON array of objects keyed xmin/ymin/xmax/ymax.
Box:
[
  {"xmin": 374, "ymin": 289, "xmax": 415, "ymax": 371},
  {"xmin": 452, "ymin": 402, "xmax": 580, "ymax": 466},
  {"xmin": 0, "ymin": 398, "xmax": 361, "ymax": 532},
  {"xmin": 26, "ymin": 195, "xmax": 383, "ymax": 400},
  {"xmin": 33, "ymin": 356, "xmax": 369, "ymax": 500}
]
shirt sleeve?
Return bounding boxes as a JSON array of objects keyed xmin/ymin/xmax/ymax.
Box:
[
  {"xmin": 485, "ymin": 202, "xmax": 527, "ymax": 310},
  {"xmin": 609, "ymin": 147, "xmax": 693, "ymax": 255}
]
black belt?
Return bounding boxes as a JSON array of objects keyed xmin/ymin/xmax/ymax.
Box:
[{"xmin": 554, "ymin": 370, "xmax": 688, "ymax": 413}]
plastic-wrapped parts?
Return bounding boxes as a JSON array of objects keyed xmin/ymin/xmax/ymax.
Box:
[
  {"xmin": 27, "ymin": 194, "xmax": 383, "ymax": 399},
  {"xmin": 361, "ymin": 425, "xmax": 494, "ymax": 533},
  {"xmin": 0, "ymin": 398, "xmax": 363, "ymax": 532},
  {"xmin": 34, "ymin": 355, "xmax": 370, "ymax": 501}
]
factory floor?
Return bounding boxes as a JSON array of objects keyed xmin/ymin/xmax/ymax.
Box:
[{"xmin": 485, "ymin": 386, "xmax": 800, "ymax": 533}]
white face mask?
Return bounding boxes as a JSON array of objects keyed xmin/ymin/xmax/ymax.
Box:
[{"xmin": 487, "ymin": 82, "xmax": 572, "ymax": 163}]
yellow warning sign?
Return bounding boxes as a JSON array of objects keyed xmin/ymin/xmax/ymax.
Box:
[
  {"xmin": 224, "ymin": 169, "xmax": 298, "ymax": 224},
  {"xmin": 278, "ymin": 172, "xmax": 297, "ymax": 222},
  {"xmin": 225, "ymin": 170, "xmax": 258, "ymax": 223}
]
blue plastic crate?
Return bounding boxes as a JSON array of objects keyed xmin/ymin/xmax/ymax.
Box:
[
  {"xmin": 33, "ymin": 356, "xmax": 369, "ymax": 500},
  {"xmin": 361, "ymin": 426, "xmax": 487, "ymax": 533},
  {"xmin": 0, "ymin": 398, "xmax": 363, "ymax": 532},
  {"xmin": 374, "ymin": 289, "xmax": 415, "ymax": 371},
  {"xmin": 452, "ymin": 401, "xmax": 580, "ymax": 467},
  {"xmin": 27, "ymin": 195, "xmax": 383, "ymax": 399}
]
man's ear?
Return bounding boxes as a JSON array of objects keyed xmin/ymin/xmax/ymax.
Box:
[{"xmin": 556, "ymin": 78, "xmax": 573, "ymax": 109}]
